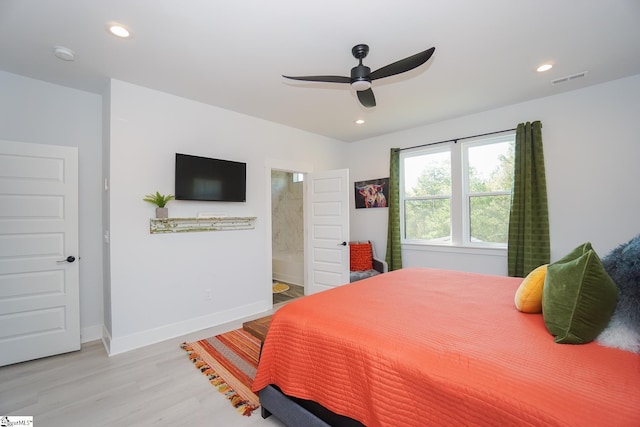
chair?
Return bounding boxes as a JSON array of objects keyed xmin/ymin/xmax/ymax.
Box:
[{"xmin": 349, "ymin": 240, "xmax": 388, "ymax": 282}]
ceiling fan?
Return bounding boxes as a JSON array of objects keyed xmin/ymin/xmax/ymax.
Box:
[{"xmin": 282, "ymin": 44, "xmax": 435, "ymax": 108}]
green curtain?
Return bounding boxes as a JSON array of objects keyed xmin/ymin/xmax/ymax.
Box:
[
  {"xmin": 386, "ymin": 148, "xmax": 403, "ymax": 270},
  {"xmin": 508, "ymin": 121, "xmax": 550, "ymax": 277}
]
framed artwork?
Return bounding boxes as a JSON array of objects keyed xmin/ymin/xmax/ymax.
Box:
[{"xmin": 354, "ymin": 177, "xmax": 389, "ymax": 209}]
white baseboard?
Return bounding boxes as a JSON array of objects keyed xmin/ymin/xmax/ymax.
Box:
[
  {"xmin": 106, "ymin": 300, "xmax": 269, "ymax": 356},
  {"xmin": 81, "ymin": 324, "xmax": 105, "ymax": 343},
  {"xmin": 101, "ymin": 325, "xmax": 112, "ymax": 354},
  {"xmin": 273, "ymin": 272, "xmax": 303, "ymax": 287}
]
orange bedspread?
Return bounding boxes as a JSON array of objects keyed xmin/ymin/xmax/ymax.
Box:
[{"xmin": 252, "ymin": 268, "xmax": 640, "ymax": 426}]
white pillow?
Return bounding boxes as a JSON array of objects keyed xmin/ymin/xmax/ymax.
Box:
[{"xmin": 597, "ymin": 316, "xmax": 640, "ymax": 354}]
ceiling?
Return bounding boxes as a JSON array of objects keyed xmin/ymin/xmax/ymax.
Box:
[{"xmin": 1, "ymin": 1, "xmax": 639, "ymax": 142}]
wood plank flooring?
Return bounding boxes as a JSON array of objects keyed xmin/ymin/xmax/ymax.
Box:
[
  {"xmin": 272, "ymin": 283, "xmax": 304, "ymax": 305},
  {"xmin": 0, "ymin": 311, "xmax": 286, "ymax": 427}
]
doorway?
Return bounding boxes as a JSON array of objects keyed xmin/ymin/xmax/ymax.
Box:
[
  {"xmin": 265, "ymin": 160, "xmax": 350, "ymax": 304},
  {"xmin": 270, "ymin": 170, "xmax": 305, "ymax": 305}
]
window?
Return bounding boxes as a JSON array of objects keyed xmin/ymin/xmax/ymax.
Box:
[
  {"xmin": 403, "ymin": 147, "xmax": 452, "ymax": 242},
  {"xmin": 401, "ymin": 134, "xmax": 515, "ymax": 247}
]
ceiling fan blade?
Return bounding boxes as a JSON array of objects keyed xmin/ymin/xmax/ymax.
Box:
[
  {"xmin": 282, "ymin": 75, "xmax": 351, "ymax": 84},
  {"xmin": 369, "ymin": 47, "xmax": 435, "ymax": 81},
  {"xmin": 357, "ymin": 88, "xmax": 376, "ymax": 108}
]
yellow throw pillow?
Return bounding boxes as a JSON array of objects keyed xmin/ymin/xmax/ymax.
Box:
[{"xmin": 514, "ymin": 264, "xmax": 548, "ymax": 313}]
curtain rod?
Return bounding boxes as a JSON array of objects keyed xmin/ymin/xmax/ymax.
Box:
[{"xmin": 397, "ymin": 127, "xmax": 517, "ymax": 152}]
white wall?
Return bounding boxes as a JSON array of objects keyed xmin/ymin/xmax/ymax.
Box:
[
  {"xmin": 4, "ymin": 69, "xmax": 638, "ymax": 354},
  {"xmin": 101, "ymin": 81, "xmax": 113, "ymax": 337},
  {"xmin": 105, "ymin": 80, "xmax": 345, "ymax": 354},
  {"xmin": 0, "ymin": 71, "xmax": 104, "ymax": 342},
  {"xmin": 347, "ymin": 74, "xmax": 640, "ymax": 275}
]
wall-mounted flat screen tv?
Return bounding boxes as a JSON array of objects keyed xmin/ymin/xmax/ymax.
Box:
[{"xmin": 175, "ymin": 153, "xmax": 246, "ymax": 202}]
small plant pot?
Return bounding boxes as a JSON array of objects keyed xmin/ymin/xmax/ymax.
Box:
[{"xmin": 156, "ymin": 207, "xmax": 168, "ymax": 218}]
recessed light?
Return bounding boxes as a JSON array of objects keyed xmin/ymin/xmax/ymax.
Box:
[
  {"xmin": 537, "ymin": 63, "xmax": 553, "ymax": 72},
  {"xmin": 355, "ymin": 119, "xmax": 365, "ymax": 125},
  {"xmin": 108, "ymin": 24, "xmax": 131, "ymax": 38}
]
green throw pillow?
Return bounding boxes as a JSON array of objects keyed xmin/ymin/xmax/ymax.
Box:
[{"xmin": 542, "ymin": 242, "xmax": 618, "ymax": 344}]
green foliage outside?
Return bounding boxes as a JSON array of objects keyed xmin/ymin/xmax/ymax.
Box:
[{"xmin": 404, "ymin": 142, "xmax": 514, "ymax": 243}]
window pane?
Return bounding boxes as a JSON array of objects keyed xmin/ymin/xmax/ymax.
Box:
[
  {"xmin": 467, "ymin": 141, "xmax": 514, "ymax": 193},
  {"xmin": 469, "ymin": 195, "xmax": 511, "ymax": 243},
  {"xmin": 404, "ymin": 151, "xmax": 451, "ymax": 197},
  {"xmin": 404, "ymin": 199, "xmax": 451, "ymax": 241}
]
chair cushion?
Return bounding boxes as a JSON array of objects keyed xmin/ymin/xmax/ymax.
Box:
[
  {"xmin": 350, "ymin": 243, "xmax": 373, "ymax": 271},
  {"xmin": 350, "ymin": 269, "xmax": 381, "ymax": 283}
]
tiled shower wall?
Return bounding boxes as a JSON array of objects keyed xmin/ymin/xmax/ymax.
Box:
[{"xmin": 271, "ymin": 170, "xmax": 303, "ymax": 256}]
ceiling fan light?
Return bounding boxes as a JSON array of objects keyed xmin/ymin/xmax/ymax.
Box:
[{"xmin": 351, "ymin": 80, "xmax": 371, "ymax": 91}]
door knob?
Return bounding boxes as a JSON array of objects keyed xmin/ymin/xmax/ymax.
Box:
[
  {"xmin": 57, "ymin": 256, "xmax": 76, "ymax": 263},
  {"xmin": 337, "ymin": 241, "xmax": 347, "ymax": 246}
]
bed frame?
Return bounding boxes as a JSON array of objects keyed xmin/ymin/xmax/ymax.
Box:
[{"xmin": 259, "ymin": 385, "xmax": 364, "ymax": 427}]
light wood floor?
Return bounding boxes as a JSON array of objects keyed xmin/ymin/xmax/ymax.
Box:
[{"xmin": 0, "ymin": 310, "xmax": 287, "ymax": 427}]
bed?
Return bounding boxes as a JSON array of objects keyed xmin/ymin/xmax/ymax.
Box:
[{"xmin": 252, "ymin": 267, "xmax": 640, "ymax": 426}]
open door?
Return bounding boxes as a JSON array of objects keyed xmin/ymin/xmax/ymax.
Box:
[{"xmin": 305, "ymin": 169, "xmax": 350, "ymax": 295}]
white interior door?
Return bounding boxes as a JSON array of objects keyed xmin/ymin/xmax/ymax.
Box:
[
  {"xmin": 0, "ymin": 140, "xmax": 80, "ymax": 367},
  {"xmin": 305, "ymin": 169, "xmax": 350, "ymax": 295}
]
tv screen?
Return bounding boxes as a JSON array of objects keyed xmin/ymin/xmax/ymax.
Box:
[{"xmin": 175, "ymin": 153, "xmax": 246, "ymax": 202}]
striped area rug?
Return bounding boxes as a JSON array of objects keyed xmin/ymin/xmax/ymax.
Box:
[{"xmin": 181, "ymin": 328, "xmax": 261, "ymax": 416}]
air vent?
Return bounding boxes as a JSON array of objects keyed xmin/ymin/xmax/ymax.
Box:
[{"xmin": 551, "ymin": 71, "xmax": 588, "ymax": 85}]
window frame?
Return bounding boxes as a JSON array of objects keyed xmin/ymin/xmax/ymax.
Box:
[{"xmin": 400, "ymin": 132, "xmax": 515, "ymax": 249}]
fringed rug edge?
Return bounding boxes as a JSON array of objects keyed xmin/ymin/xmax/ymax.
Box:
[{"xmin": 180, "ymin": 342, "xmax": 260, "ymax": 416}]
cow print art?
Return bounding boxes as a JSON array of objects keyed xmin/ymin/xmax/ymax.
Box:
[{"xmin": 354, "ymin": 177, "xmax": 389, "ymax": 209}]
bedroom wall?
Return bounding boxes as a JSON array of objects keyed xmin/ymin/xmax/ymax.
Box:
[
  {"xmin": 105, "ymin": 79, "xmax": 345, "ymax": 354},
  {"xmin": 347, "ymin": 73, "xmax": 640, "ymax": 275},
  {"xmin": 0, "ymin": 70, "xmax": 104, "ymax": 342},
  {"xmin": 4, "ymin": 69, "xmax": 637, "ymax": 354},
  {"xmin": 101, "ymin": 82, "xmax": 113, "ymax": 338}
]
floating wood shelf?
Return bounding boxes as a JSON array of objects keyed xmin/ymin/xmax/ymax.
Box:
[{"xmin": 150, "ymin": 216, "xmax": 256, "ymax": 234}]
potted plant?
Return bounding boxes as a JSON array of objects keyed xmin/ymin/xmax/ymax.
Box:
[{"xmin": 143, "ymin": 191, "xmax": 175, "ymax": 218}]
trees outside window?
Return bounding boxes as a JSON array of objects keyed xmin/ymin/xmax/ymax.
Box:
[{"xmin": 401, "ymin": 134, "xmax": 515, "ymax": 247}]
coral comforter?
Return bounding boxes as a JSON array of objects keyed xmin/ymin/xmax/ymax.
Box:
[{"xmin": 252, "ymin": 268, "xmax": 640, "ymax": 426}]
